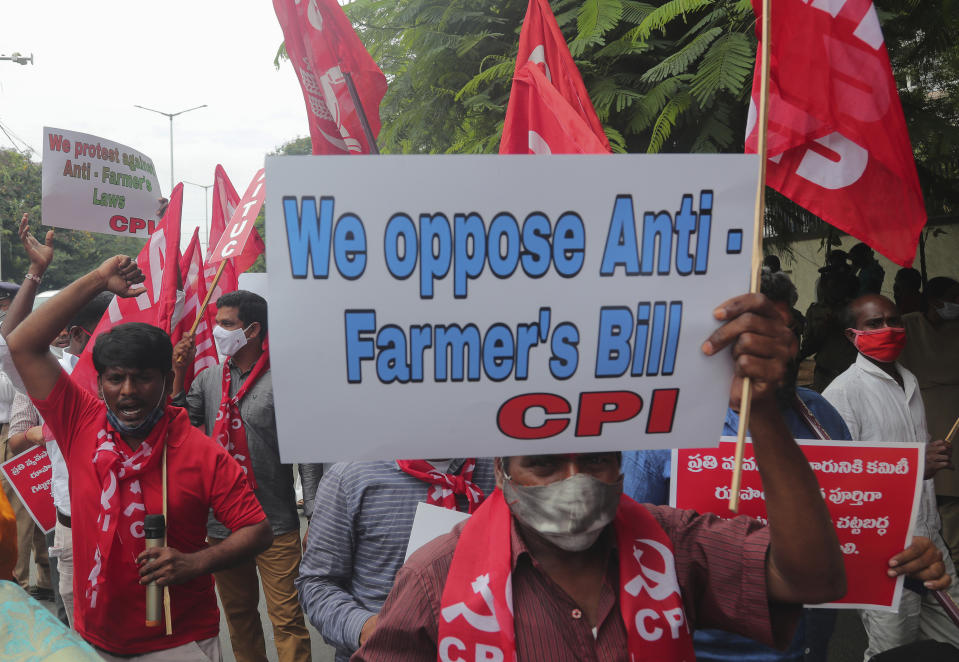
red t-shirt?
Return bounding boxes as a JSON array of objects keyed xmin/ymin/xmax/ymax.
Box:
[{"xmin": 32, "ymin": 371, "xmax": 266, "ymax": 655}]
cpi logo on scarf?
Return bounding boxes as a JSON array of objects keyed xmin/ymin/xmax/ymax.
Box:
[{"xmin": 623, "ymin": 538, "xmax": 688, "ymax": 642}]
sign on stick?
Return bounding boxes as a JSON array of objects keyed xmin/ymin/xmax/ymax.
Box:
[
  {"xmin": 41, "ymin": 127, "xmax": 162, "ymax": 237},
  {"xmin": 209, "ymin": 168, "xmax": 266, "ymax": 264},
  {"xmin": 266, "ymin": 154, "xmax": 757, "ymax": 461},
  {"xmin": 1, "ymin": 446, "xmax": 55, "ymax": 533},
  {"xmin": 672, "ymin": 438, "xmax": 924, "ymax": 611}
]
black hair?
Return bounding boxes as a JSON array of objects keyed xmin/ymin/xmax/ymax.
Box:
[
  {"xmin": 760, "ymin": 267, "xmax": 798, "ymax": 307},
  {"xmin": 69, "ymin": 292, "xmax": 113, "ymax": 333},
  {"xmin": 848, "ymin": 242, "xmax": 872, "ymax": 262},
  {"xmin": 894, "ymin": 268, "xmax": 922, "ymax": 291},
  {"xmin": 92, "ymin": 323, "xmax": 172, "ymax": 375},
  {"xmin": 762, "ymin": 254, "xmax": 781, "ymax": 272},
  {"xmin": 926, "ymin": 277, "xmax": 959, "ymax": 302},
  {"xmin": 216, "ymin": 290, "xmax": 268, "ymax": 338}
]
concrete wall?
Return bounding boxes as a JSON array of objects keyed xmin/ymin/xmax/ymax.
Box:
[{"xmin": 769, "ymin": 225, "xmax": 959, "ymax": 314}]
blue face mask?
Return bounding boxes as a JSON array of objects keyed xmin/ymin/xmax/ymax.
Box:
[{"xmin": 103, "ymin": 378, "xmax": 167, "ymax": 438}]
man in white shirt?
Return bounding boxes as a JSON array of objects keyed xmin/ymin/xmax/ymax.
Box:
[{"xmin": 823, "ymin": 294, "xmax": 959, "ymax": 659}]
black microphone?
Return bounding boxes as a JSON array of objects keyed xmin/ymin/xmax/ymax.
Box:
[{"xmin": 144, "ymin": 514, "xmax": 165, "ymax": 627}]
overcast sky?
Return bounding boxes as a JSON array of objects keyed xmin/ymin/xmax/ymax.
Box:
[{"xmin": 1, "ymin": 1, "xmax": 312, "ymax": 253}]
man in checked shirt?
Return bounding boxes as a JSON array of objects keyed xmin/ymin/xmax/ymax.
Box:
[{"xmin": 354, "ymin": 293, "xmax": 949, "ymax": 662}]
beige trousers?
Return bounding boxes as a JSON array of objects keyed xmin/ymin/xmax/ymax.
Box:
[{"xmin": 210, "ymin": 529, "xmax": 312, "ymax": 662}]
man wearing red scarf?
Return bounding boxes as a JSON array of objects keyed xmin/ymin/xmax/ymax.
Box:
[
  {"xmin": 7, "ymin": 256, "xmax": 272, "ymax": 659},
  {"xmin": 353, "ymin": 293, "xmax": 944, "ymax": 662}
]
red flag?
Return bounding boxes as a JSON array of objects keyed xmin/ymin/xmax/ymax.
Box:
[
  {"xmin": 745, "ymin": 0, "xmax": 925, "ymax": 267},
  {"xmin": 203, "ymin": 166, "xmax": 264, "ymax": 319},
  {"xmin": 274, "ymin": 0, "xmax": 387, "ymax": 155},
  {"xmin": 71, "ymin": 185, "xmax": 185, "ymax": 395},
  {"xmin": 501, "ymin": 0, "xmax": 611, "ymax": 154},
  {"xmin": 171, "ymin": 229, "xmax": 219, "ymax": 393}
]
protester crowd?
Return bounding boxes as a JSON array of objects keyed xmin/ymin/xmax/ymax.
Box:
[{"xmin": 0, "ymin": 214, "xmax": 957, "ymax": 662}]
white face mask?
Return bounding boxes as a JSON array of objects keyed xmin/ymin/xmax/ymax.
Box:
[
  {"xmin": 502, "ymin": 472, "xmax": 622, "ymax": 552},
  {"xmin": 213, "ymin": 324, "xmax": 252, "ymax": 357},
  {"xmin": 937, "ymin": 301, "xmax": 959, "ymax": 321}
]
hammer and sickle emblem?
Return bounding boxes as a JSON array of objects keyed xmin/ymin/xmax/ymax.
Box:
[
  {"xmin": 623, "ymin": 538, "xmax": 681, "ymax": 601},
  {"xmin": 440, "ymin": 573, "xmax": 503, "ymax": 633}
]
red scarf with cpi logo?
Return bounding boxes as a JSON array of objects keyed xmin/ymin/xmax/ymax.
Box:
[
  {"xmin": 89, "ymin": 410, "xmax": 175, "ymax": 609},
  {"xmin": 211, "ymin": 348, "xmax": 269, "ymax": 490},
  {"xmin": 396, "ymin": 460, "xmax": 485, "ymax": 513},
  {"xmin": 438, "ymin": 490, "xmax": 695, "ymax": 661}
]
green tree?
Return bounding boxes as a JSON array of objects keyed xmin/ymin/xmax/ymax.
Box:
[
  {"xmin": 275, "ymin": 0, "xmax": 956, "ymax": 257},
  {"xmin": 321, "ymin": 0, "xmax": 756, "ymax": 155},
  {"xmin": 0, "ymin": 148, "xmax": 146, "ymax": 289}
]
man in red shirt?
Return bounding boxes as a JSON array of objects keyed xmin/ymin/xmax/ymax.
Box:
[{"xmin": 7, "ymin": 255, "xmax": 273, "ymax": 660}]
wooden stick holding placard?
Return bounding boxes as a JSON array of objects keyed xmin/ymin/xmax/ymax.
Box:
[
  {"xmin": 729, "ymin": 0, "xmax": 772, "ymax": 512},
  {"xmin": 945, "ymin": 415, "xmax": 959, "ymax": 444}
]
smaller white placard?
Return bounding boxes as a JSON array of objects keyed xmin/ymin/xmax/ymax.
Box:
[
  {"xmin": 405, "ymin": 502, "xmax": 470, "ymax": 561},
  {"xmin": 41, "ymin": 126, "xmax": 162, "ymax": 238}
]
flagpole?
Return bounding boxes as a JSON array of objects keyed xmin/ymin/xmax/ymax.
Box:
[
  {"xmin": 187, "ymin": 261, "xmax": 227, "ymax": 338},
  {"xmin": 343, "ymin": 72, "xmax": 380, "ymax": 155},
  {"xmin": 729, "ymin": 0, "xmax": 772, "ymax": 512}
]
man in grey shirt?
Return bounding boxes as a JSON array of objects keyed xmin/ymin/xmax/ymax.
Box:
[
  {"xmin": 173, "ymin": 290, "xmax": 317, "ymax": 662},
  {"xmin": 297, "ymin": 459, "xmax": 496, "ymax": 662}
]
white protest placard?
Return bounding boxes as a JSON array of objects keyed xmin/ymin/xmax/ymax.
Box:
[
  {"xmin": 41, "ymin": 127, "xmax": 162, "ymax": 238},
  {"xmin": 405, "ymin": 503, "xmax": 471, "ymax": 561},
  {"xmin": 266, "ymin": 154, "xmax": 756, "ymax": 462}
]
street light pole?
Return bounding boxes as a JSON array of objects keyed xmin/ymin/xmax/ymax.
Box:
[
  {"xmin": 134, "ymin": 104, "xmax": 207, "ymax": 192},
  {"xmin": 184, "ymin": 181, "xmax": 213, "ymax": 245},
  {"xmin": 0, "ymin": 52, "xmax": 33, "ymax": 65}
]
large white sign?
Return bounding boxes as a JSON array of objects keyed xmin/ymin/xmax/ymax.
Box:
[
  {"xmin": 41, "ymin": 127, "xmax": 162, "ymax": 238},
  {"xmin": 266, "ymin": 154, "xmax": 757, "ymax": 462}
]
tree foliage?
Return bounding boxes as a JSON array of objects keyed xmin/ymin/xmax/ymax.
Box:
[
  {"xmin": 878, "ymin": 0, "xmax": 959, "ymax": 221},
  {"xmin": 331, "ymin": 0, "xmax": 756, "ymax": 155},
  {"xmin": 274, "ymin": 0, "xmax": 956, "ymax": 254},
  {"xmin": 0, "ymin": 149, "xmax": 146, "ymax": 289}
]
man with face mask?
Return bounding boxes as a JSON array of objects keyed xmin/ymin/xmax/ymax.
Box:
[
  {"xmin": 824, "ymin": 293, "xmax": 959, "ymax": 658},
  {"xmin": 899, "ymin": 277, "xmax": 959, "ymax": 567},
  {"xmin": 172, "ymin": 290, "xmax": 316, "ymax": 662},
  {"xmin": 6, "ymin": 255, "xmax": 273, "ymax": 660},
  {"xmin": 352, "ymin": 293, "xmax": 882, "ymax": 662}
]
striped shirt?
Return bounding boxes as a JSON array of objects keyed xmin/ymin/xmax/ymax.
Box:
[
  {"xmin": 296, "ymin": 459, "xmax": 496, "ymax": 662},
  {"xmin": 354, "ymin": 505, "xmax": 799, "ymax": 662}
]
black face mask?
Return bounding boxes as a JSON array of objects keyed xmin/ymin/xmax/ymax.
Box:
[{"xmin": 103, "ymin": 378, "xmax": 167, "ymax": 438}]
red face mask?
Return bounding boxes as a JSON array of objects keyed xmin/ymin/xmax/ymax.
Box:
[{"xmin": 847, "ymin": 326, "xmax": 907, "ymax": 363}]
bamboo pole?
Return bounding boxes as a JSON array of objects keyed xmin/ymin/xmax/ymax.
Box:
[
  {"xmin": 162, "ymin": 444, "xmax": 172, "ymax": 635},
  {"xmin": 186, "ymin": 261, "xmax": 227, "ymax": 339},
  {"xmin": 729, "ymin": 0, "xmax": 772, "ymax": 512},
  {"xmin": 945, "ymin": 415, "xmax": 959, "ymax": 444}
]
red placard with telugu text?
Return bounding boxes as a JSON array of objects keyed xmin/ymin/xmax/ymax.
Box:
[
  {"xmin": 671, "ymin": 438, "xmax": 923, "ymax": 611},
  {"xmin": 0, "ymin": 446, "xmax": 55, "ymax": 533}
]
